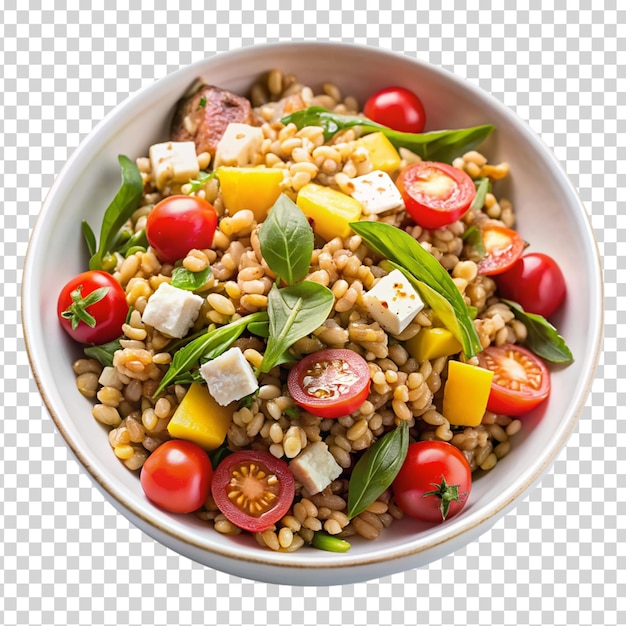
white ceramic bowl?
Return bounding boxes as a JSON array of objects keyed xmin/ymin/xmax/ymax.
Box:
[{"xmin": 23, "ymin": 42, "xmax": 603, "ymax": 586}]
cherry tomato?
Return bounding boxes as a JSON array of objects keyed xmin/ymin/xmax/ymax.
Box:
[
  {"xmin": 476, "ymin": 224, "xmax": 525, "ymax": 276},
  {"xmin": 393, "ymin": 441, "xmax": 472, "ymax": 523},
  {"xmin": 476, "ymin": 344, "xmax": 551, "ymax": 417},
  {"xmin": 140, "ymin": 440, "xmax": 213, "ymax": 514},
  {"xmin": 57, "ymin": 270, "xmax": 128, "ymax": 344},
  {"xmin": 146, "ymin": 195, "xmax": 218, "ymax": 264},
  {"xmin": 211, "ymin": 450, "xmax": 295, "ymax": 533},
  {"xmin": 397, "ymin": 162, "xmax": 476, "ymax": 229},
  {"xmin": 287, "ymin": 349, "xmax": 371, "ymax": 419},
  {"xmin": 363, "ymin": 86, "xmax": 426, "ymax": 134},
  {"xmin": 496, "ymin": 252, "xmax": 566, "ymax": 318}
]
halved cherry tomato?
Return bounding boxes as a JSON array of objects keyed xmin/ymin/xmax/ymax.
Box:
[
  {"xmin": 476, "ymin": 224, "xmax": 525, "ymax": 276},
  {"xmin": 57, "ymin": 270, "xmax": 128, "ymax": 344},
  {"xmin": 393, "ymin": 441, "xmax": 472, "ymax": 523},
  {"xmin": 476, "ymin": 344, "xmax": 551, "ymax": 416},
  {"xmin": 140, "ymin": 440, "xmax": 213, "ymax": 514},
  {"xmin": 397, "ymin": 162, "xmax": 476, "ymax": 229},
  {"xmin": 287, "ymin": 348, "xmax": 371, "ymax": 419},
  {"xmin": 496, "ymin": 252, "xmax": 566, "ymax": 318},
  {"xmin": 211, "ymin": 450, "xmax": 295, "ymax": 533},
  {"xmin": 363, "ymin": 86, "xmax": 426, "ymax": 134},
  {"xmin": 146, "ymin": 195, "xmax": 218, "ymax": 264}
]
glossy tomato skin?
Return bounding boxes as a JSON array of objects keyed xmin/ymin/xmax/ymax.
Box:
[
  {"xmin": 397, "ymin": 162, "xmax": 476, "ymax": 229},
  {"xmin": 287, "ymin": 348, "xmax": 372, "ymax": 419},
  {"xmin": 393, "ymin": 441, "xmax": 472, "ymax": 523},
  {"xmin": 211, "ymin": 450, "xmax": 295, "ymax": 533},
  {"xmin": 146, "ymin": 195, "xmax": 218, "ymax": 264},
  {"xmin": 496, "ymin": 252, "xmax": 566, "ymax": 318},
  {"xmin": 140, "ymin": 440, "xmax": 213, "ymax": 514},
  {"xmin": 476, "ymin": 225, "xmax": 525, "ymax": 276},
  {"xmin": 476, "ymin": 344, "xmax": 551, "ymax": 417},
  {"xmin": 57, "ymin": 270, "xmax": 128, "ymax": 344},
  {"xmin": 363, "ymin": 86, "xmax": 426, "ymax": 134}
]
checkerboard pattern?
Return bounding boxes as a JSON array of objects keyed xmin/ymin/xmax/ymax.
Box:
[{"xmin": 2, "ymin": 2, "xmax": 622, "ymax": 625}]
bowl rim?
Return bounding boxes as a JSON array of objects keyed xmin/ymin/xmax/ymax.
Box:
[{"xmin": 21, "ymin": 40, "xmax": 605, "ymax": 574}]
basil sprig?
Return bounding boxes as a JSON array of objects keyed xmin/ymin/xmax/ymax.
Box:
[
  {"xmin": 502, "ymin": 299, "xmax": 574, "ymax": 364},
  {"xmin": 350, "ymin": 221, "xmax": 482, "ymax": 358},
  {"xmin": 84, "ymin": 155, "xmax": 144, "ymax": 271},
  {"xmin": 347, "ymin": 421, "xmax": 409, "ymax": 519},
  {"xmin": 281, "ymin": 107, "xmax": 494, "ymax": 164},
  {"xmin": 83, "ymin": 338, "xmax": 123, "ymax": 368},
  {"xmin": 154, "ymin": 312, "xmax": 269, "ymax": 396},
  {"xmin": 469, "ymin": 177, "xmax": 491, "ymax": 212},
  {"xmin": 170, "ymin": 265, "xmax": 212, "ymax": 291}
]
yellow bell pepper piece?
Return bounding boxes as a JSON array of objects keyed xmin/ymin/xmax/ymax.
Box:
[
  {"xmin": 405, "ymin": 327, "xmax": 462, "ymax": 362},
  {"xmin": 296, "ymin": 183, "xmax": 363, "ymax": 241},
  {"xmin": 167, "ymin": 382, "xmax": 234, "ymax": 450},
  {"xmin": 217, "ymin": 166, "xmax": 285, "ymax": 222},
  {"xmin": 443, "ymin": 361, "xmax": 494, "ymax": 427},
  {"xmin": 354, "ymin": 132, "xmax": 401, "ymax": 174}
]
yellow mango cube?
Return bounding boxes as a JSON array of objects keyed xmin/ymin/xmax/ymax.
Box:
[
  {"xmin": 443, "ymin": 360, "xmax": 494, "ymax": 427},
  {"xmin": 355, "ymin": 132, "xmax": 401, "ymax": 174},
  {"xmin": 296, "ymin": 183, "xmax": 363, "ymax": 241},
  {"xmin": 217, "ymin": 166, "xmax": 285, "ymax": 222},
  {"xmin": 405, "ymin": 327, "xmax": 462, "ymax": 363},
  {"xmin": 167, "ymin": 382, "xmax": 235, "ymax": 450}
]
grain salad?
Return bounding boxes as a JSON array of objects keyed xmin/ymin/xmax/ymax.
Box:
[{"xmin": 61, "ymin": 68, "xmax": 572, "ymax": 553}]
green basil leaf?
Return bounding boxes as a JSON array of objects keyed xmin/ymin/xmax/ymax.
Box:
[
  {"xmin": 154, "ymin": 312, "xmax": 269, "ymax": 396},
  {"xmin": 281, "ymin": 107, "xmax": 494, "ymax": 164},
  {"xmin": 347, "ymin": 421, "xmax": 409, "ymax": 519},
  {"xmin": 469, "ymin": 177, "xmax": 491, "ymax": 212},
  {"xmin": 258, "ymin": 194, "xmax": 314, "ymax": 285},
  {"xmin": 83, "ymin": 338, "xmax": 122, "ymax": 368},
  {"xmin": 89, "ymin": 155, "xmax": 144, "ymax": 270},
  {"xmin": 502, "ymin": 299, "xmax": 574, "ymax": 364},
  {"xmin": 461, "ymin": 225, "xmax": 486, "ymax": 258},
  {"xmin": 187, "ymin": 170, "xmax": 215, "ymax": 194},
  {"xmin": 261, "ymin": 282, "xmax": 334, "ymax": 373},
  {"xmin": 350, "ymin": 220, "xmax": 482, "ymax": 358},
  {"xmin": 170, "ymin": 265, "xmax": 212, "ymax": 291},
  {"xmin": 81, "ymin": 220, "xmax": 97, "ymax": 257}
]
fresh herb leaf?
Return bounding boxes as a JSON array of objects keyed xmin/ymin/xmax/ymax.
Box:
[
  {"xmin": 258, "ymin": 194, "xmax": 314, "ymax": 285},
  {"xmin": 198, "ymin": 96, "xmax": 207, "ymax": 109},
  {"xmin": 84, "ymin": 338, "xmax": 122, "ymax": 368},
  {"xmin": 118, "ymin": 229, "xmax": 148, "ymax": 256},
  {"xmin": 469, "ymin": 177, "xmax": 491, "ymax": 212},
  {"xmin": 461, "ymin": 225, "xmax": 486, "ymax": 258},
  {"xmin": 350, "ymin": 221, "xmax": 482, "ymax": 358},
  {"xmin": 187, "ymin": 170, "xmax": 215, "ymax": 194},
  {"xmin": 281, "ymin": 107, "xmax": 494, "ymax": 164},
  {"xmin": 170, "ymin": 265, "xmax": 212, "ymax": 291},
  {"xmin": 81, "ymin": 220, "xmax": 97, "ymax": 257},
  {"xmin": 502, "ymin": 299, "xmax": 574, "ymax": 364},
  {"xmin": 88, "ymin": 155, "xmax": 144, "ymax": 271},
  {"xmin": 261, "ymin": 282, "xmax": 334, "ymax": 373},
  {"xmin": 347, "ymin": 421, "xmax": 409, "ymax": 519},
  {"xmin": 247, "ymin": 319, "xmax": 270, "ymax": 338},
  {"xmin": 209, "ymin": 443, "xmax": 232, "ymax": 469},
  {"xmin": 154, "ymin": 312, "xmax": 269, "ymax": 396}
]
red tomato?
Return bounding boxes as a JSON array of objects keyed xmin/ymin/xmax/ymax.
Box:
[
  {"xmin": 393, "ymin": 441, "xmax": 472, "ymax": 523},
  {"xmin": 211, "ymin": 450, "xmax": 295, "ymax": 533},
  {"xmin": 287, "ymin": 349, "xmax": 371, "ymax": 419},
  {"xmin": 476, "ymin": 344, "xmax": 551, "ymax": 416},
  {"xmin": 496, "ymin": 252, "xmax": 566, "ymax": 318},
  {"xmin": 146, "ymin": 195, "xmax": 218, "ymax": 264},
  {"xmin": 476, "ymin": 225, "xmax": 525, "ymax": 276},
  {"xmin": 397, "ymin": 162, "xmax": 476, "ymax": 229},
  {"xmin": 363, "ymin": 86, "xmax": 426, "ymax": 134},
  {"xmin": 140, "ymin": 440, "xmax": 213, "ymax": 514},
  {"xmin": 57, "ymin": 270, "xmax": 128, "ymax": 344}
]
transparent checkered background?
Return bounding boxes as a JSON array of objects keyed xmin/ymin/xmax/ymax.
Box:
[{"xmin": 2, "ymin": 1, "xmax": 622, "ymax": 625}]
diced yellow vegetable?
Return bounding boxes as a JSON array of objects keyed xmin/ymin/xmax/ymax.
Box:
[
  {"xmin": 167, "ymin": 382, "xmax": 234, "ymax": 450},
  {"xmin": 217, "ymin": 166, "xmax": 285, "ymax": 222},
  {"xmin": 354, "ymin": 132, "xmax": 401, "ymax": 174},
  {"xmin": 405, "ymin": 327, "xmax": 462, "ymax": 362},
  {"xmin": 296, "ymin": 183, "xmax": 362, "ymax": 241},
  {"xmin": 443, "ymin": 361, "xmax": 494, "ymax": 427}
]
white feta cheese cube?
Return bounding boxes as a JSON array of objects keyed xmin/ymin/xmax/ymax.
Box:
[
  {"xmin": 362, "ymin": 269, "xmax": 425, "ymax": 335},
  {"xmin": 149, "ymin": 141, "xmax": 199, "ymax": 191},
  {"xmin": 214, "ymin": 123, "xmax": 264, "ymax": 167},
  {"xmin": 289, "ymin": 442, "xmax": 343, "ymax": 496},
  {"xmin": 199, "ymin": 347, "xmax": 259, "ymax": 406},
  {"xmin": 349, "ymin": 170, "xmax": 404, "ymax": 215},
  {"xmin": 141, "ymin": 282, "xmax": 203, "ymax": 339}
]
